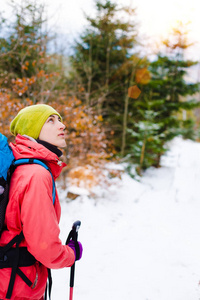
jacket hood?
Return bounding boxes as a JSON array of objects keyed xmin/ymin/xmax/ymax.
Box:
[{"xmin": 10, "ymin": 134, "xmax": 66, "ymax": 179}]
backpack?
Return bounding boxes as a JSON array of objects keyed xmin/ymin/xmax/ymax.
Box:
[{"xmin": 0, "ymin": 133, "xmax": 55, "ymax": 299}]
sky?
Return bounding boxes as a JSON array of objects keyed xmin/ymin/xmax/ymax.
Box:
[
  {"xmin": 44, "ymin": 0, "xmax": 200, "ymax": 61},
  {"xmin": 1, "ymin": 0, "xmax": 200, "ymax": 60}
]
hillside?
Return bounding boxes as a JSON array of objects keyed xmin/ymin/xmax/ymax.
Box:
[{"xmin": 52, "ymin": 137, "xmax": 200, "ymax": 300}]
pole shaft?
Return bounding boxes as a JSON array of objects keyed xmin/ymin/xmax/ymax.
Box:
[
  {"xmin": 69, "ymin": 287, "xmax": 73, "ymax": 300},
  {"xmin": 70, "ymin": 264, "xmax": 75, "ymax": 287},
  {"xmin": 68, "ymin": 220, "xmax": 81, "ymax": 300}
]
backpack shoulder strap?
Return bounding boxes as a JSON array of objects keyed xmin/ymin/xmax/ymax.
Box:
[
  {"xmin": 13, "ymin": 158, "xmax": 56, "ymax": 205},
  {"xmin": 1, "ymin": 158, "xmax": 56, "ymax": 299}
]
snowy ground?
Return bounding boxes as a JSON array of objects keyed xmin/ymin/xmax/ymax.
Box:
[{"xmin": 52, "ymin": 137, "xmax": 200, "ymax": 300}]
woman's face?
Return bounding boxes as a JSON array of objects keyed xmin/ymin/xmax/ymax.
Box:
[{"xmin": 39, "ymin": 114, "xmax": 66, "ymax": 148}]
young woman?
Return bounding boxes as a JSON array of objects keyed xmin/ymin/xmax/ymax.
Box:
[{"xmin": 0, "ymin": 104, "xmax": 82, "ymax": 300}]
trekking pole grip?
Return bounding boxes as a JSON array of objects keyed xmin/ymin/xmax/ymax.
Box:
[
  {"xmin": 72, "ymin": 220, "xmax": 81, "ymax": 234},
  {"xmin": 72, "ymin": 220, "xmax": 81, "ymax": 241},
  {"xmin": 66, "ymin": 220, "xmax": 81, "ymax": 245}
]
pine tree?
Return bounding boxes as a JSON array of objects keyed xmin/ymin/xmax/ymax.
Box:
[
  {"xmin": 126, "ymin": 22, "xmax": 200, "ymax": 173},
  {"xmin": 0, "ymin": 0, "xmax": 62, "ymax": 105},
  {"xmin": 70, "ymin": 0, "xmax": 140, "ymax": 153},
  {"xmin": 0, "ymin": 0, "xmax": 115, "ymax": 173}
]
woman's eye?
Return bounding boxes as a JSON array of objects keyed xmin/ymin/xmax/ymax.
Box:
[{"xmin": 48, "ymin": 118, "xmax": 54, "ymax": 123}]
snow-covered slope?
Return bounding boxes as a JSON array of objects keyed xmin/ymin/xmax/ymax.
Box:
[{"xmin": 52, "ymin": 137, "xmax": 200, "ymax": 300}]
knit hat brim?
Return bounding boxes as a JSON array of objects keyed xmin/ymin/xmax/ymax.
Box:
[{"xmin": 10, "ymin": 104, "xmax": 62, "ymax": 139}]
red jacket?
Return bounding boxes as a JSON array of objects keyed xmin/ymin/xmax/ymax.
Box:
[{"xmin": 0, "ymin": 135, "xmax": 75, "ymax": 299}]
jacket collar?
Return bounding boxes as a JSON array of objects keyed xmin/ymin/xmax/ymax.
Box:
[
  {"xmin": 10, "ymin": 134, "xmax": 66, "ymax": 179},
  {"xmin": 36, "ymin": 139, "xmax": 63, "ymax": 157}
]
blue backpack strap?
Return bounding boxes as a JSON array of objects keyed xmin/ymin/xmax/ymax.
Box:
[{"xmin": 13, "ymin": 158, "xmax": 56, "ymax": 205}]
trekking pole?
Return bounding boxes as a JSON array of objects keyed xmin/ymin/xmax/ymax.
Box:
[{"xmin": 66, "ymin": 220, "xmax": 81, "ymax": 300}]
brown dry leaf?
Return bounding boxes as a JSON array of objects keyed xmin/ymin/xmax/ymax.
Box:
[
  {"xmin": 136, "ymin": 68, "xmax": 151, "ymax": 84},
  {"xmin": 128, "ymin": 85, "xmax": 141, "ymax": 99}
]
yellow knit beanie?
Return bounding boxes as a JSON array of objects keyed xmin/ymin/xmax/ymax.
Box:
[{"xmin": 10, "ymin": 104, "xmax": 62, "ymax": 139}]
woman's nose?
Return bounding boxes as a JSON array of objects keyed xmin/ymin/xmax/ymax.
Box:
[{"xmin": 60, "ymin": 122, "xmax": 66, "ymax": 130}]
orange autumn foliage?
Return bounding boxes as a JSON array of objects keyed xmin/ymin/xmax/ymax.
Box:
[
  {"xmin": 0, "ymin": 44, "xmax": 115, "ymax": 190},
  {"xmin": 0, "ymin": 89, "xmax": 28, "ymax": 139},
  {"xmin": 50, "ymin": 96, "xmax": 115, "ymax": 171}
]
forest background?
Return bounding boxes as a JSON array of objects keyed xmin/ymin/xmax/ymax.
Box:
[{"xmin": 1, "ymin": 0, "xmax": 200, "ymax": 191}]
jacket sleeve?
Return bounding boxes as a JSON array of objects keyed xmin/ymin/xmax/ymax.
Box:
[{"xmin": 19, "ymin": 165, "xmax": 75, "ymax": 269}]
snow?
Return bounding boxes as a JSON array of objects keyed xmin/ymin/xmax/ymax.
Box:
[{"xmin": 52, "ymin": 137, "xmax": 200, "ymax": 300}]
